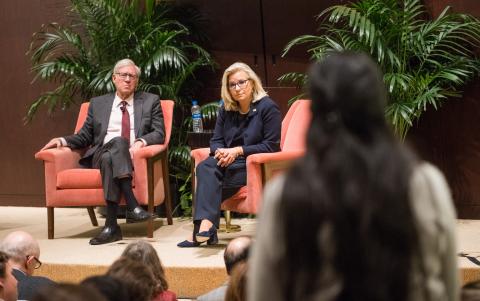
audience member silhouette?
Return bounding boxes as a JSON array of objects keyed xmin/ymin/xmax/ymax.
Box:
[
  {"xmin": 0, "ymin": 231, "xmax": 55, "ymax": 300},
  {"xmin": 106, "ymin": 257, "xmax": 156, "ymax": 301},
  {"xmin": 462, "ymin": 280, "xmax": 480, "ymax": 301},
  {"xmin": 225, "ymin": 261, "xmax": 248, "ymax": 301},
  {"xmin": 121, "ymin": 240, "xmax": 177, "ymax": 301},
  {"xmin": 0, "ymin": 251, "xmax": 17, "ymax": 301},
  {"xmin": 31, "ymin": 283, "xmax": 106, "ymax": 301},
  {"xmin": 249, "ymin": 52, "xmax": 459, "ymax": 301},
  {"xmin": 81, "ymin": 275, "xmax": 129, "ymax": 301},
  {"xmin": 198, "ymin": 236, "xmax": 251, "ymax": 301}
]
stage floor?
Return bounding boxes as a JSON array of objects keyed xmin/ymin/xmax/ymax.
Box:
[
  {"xmin": 1, "ymin": 206, "xmax": 480, "ymax": 298},
  {"xmin": 0, "ymin": 206, "xmax": 255, "ymax": 299}
]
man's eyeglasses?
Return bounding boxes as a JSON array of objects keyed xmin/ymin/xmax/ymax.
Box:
[
  {"xmin": 115, "ymin": 73, "xmax": 138, "ymax": 80},
  {"xmin": 26, "ymin": 255, "xmax": 42, "ymax": 269},
  {"xmin": 228, "ymin": 79, "xmax": 250, "ymax": 90}
]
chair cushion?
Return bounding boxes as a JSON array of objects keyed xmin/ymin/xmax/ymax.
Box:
[{"xmin": 57, "ymin": 169, "xmax": 102, "ymax": 189}]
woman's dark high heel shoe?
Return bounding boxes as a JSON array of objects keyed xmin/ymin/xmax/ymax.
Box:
[
  {"xmin": 177, "ymin": 232, "xmax": 218, "ymax": 247},
  {"xmin": 196, "ymin": 225, "xmax": 217, "ymax": 243},
  {"xmin": 177, "ymin": 221, "xmax": 202, "ymax": 248},
  {"xmin": 206, "ymin": 231, "xmax": 218, "ymax": 245},
  {"xmin": 177, "ymin": 240, "xmax": 200, "ymax": 248}
]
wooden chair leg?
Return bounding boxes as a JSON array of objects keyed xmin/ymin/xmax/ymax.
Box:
[
  {"xmin": 47, "ymin": 207, "xmax": 54, "ymax": 239},
  {"xmin": 161, "ymin": 152, "xmax": 173, "ymax": 225},
  {"xmin": 147, "ymin": 199, "xmax": 154, "ymax": 238},
  {"xmin": 164, "ymin": 185, "xmax": 173, "ymax": 226},
  {"xmin": 87, "ymin": 207, "xmax": 98, "ymax": 226},
  {"xmin": 147, "ymin": 219, "xmax": 154, "ymax": 238}
]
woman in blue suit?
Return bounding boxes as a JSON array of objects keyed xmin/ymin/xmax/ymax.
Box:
[{"xmin": 178, "ymin": 62, "xmax": 282, "ymax": 247}]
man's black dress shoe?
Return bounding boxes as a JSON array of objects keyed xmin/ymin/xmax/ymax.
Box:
[
  {"xmin": 126, "ymin": 206, "xmax": 153, "ymax": 223},
  {"xmin": 89, "ymin": 225, "xmax": 122, "ymax": 245}
]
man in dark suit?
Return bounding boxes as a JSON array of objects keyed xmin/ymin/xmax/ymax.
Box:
[
  {"xmin": 0, "ymin": 231, "xmax": 55, "ymax": 300},
  {"xmin": 41, "ymin": 59, "xmax": 165, "ymax": 245}
]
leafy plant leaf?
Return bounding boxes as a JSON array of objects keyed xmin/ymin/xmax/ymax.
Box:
[{"xmin": 281, "ymin": 0, "xmax": 480, "ymax": 139}]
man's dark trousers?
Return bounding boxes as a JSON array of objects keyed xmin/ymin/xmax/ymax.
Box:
[{"xmin": 92, "ymin": 136, "xmax": 132, "ymax": 203}]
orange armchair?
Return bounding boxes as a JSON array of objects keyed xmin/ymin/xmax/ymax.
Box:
[
  {"xmin": 191, "ymin": 99, "xmax": 311, "ymax": 220},
  {"xmin": 35, "ymin": 100, "xmax": 174, "ymax": 239}
]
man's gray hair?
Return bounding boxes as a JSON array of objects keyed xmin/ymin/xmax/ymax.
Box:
[
  {"xmin": 113, "ymin": 59, "xmax": 141, "ymax": 76},
  {"xmin": 0, "ymin": 231, "xmax": 40, "ymax": 263}
]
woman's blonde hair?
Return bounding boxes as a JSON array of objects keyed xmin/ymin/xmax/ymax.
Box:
[{"xmin": 221, "ymin": 62, "xmax": 268, "ymax": 111}]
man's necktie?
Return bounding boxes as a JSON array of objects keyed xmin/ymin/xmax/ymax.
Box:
[{"xmin": 120, "ymin": 101, "xmax": 130, "ymax": 145}]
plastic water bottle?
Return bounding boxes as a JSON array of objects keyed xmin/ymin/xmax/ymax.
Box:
[{"xmin": 191, "ymin": 100, "xmax": 203, "ymax": 133}]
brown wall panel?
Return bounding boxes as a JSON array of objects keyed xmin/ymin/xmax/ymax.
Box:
[
  {"xmin": 408, "ymin": 82, "xmax": 480, "ymax": 218},
  {"xmin": 261, "ymin": 0, "xmax": 346, "ymax": 86},
  {"xmin": 0, "ymin": 0, "xmax": 79, "ymax": 206},
  {"xmin": 426, "ymin": 0, "xmax": 480, "ymax": 16},
  {"xmin": 408, "ymin": 0, "xmax": 480, "ymax": 218},
  {"xmin": 177, "ymin": 0, "xmax": 264, "ymax": 54}
]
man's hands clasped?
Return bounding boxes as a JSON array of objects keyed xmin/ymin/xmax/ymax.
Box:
[{"xmin": 214, "ymin": 147, "xmax": 243, "ymax": 167}]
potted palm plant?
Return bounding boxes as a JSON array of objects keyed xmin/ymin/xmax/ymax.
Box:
[{"xmin": 281, "ymin": 0, "xmax": 480, "ymax": 138}]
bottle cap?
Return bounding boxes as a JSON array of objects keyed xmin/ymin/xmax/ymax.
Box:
[{"xmin": 192, "ymin": 100, "xmax": 198, "ymax": 105}]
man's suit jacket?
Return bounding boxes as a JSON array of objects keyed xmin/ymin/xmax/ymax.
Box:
[
  {"xmin": 12, "ymin": 268, "xmax": 56, "ymax": 300},
  {"xmin": 209, "ymin": 96, "xmax": 281, "ymax": 157},
  {"xmin": 64, "ymin": 91, "xmax": 165, "ymax": 167}
]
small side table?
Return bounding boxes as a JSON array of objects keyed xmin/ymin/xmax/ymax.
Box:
[
  {"xmin": 187, "ymin": 130, "xmax": 214, "ymax": 150},
  {"xmin": 187, "ymin": 130, "xmax": 241, "ymax": 233}
]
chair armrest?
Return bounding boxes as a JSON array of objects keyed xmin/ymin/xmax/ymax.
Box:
[
  {"xmin": 134, "ymin": 144, "xmax": 168, "ymax": 160},
  {"xmin": 191, "ymin": 148, "xmax": 210, "ymax": 165},
  {"xmin": 35, "ymin": 148, "xmax": 82, "ymax": 171},
  {"xmin": 248, "ymin": 150, "xmax": 305, "ymax": 184},
  {"xmin": 247, "ymin": 150, "xmax": 305, "ymax": 165}
]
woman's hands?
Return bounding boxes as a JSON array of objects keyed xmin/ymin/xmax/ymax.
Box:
[{"xmin": 214, "ymin": 147, "xmax": 243, "ymax": 167}]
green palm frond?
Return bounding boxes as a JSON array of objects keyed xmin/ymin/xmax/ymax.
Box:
[
  {"xmin": 169, "ymin": 145, "xmax": 191, "ymax": 172},
  {"xmin": 26, "ymin": 0, "xmax": 213, "ymax": 122},
  {"xmin": 278, "ymin": 72, "xmax": 308, "ymax": 88},
  {"xmin": 282, "ymin": 0, "xmax": 480, "ymax": 138},
  {"xmin": 201, "ymin": 102, "xmax": 221, "ymax": 123}
]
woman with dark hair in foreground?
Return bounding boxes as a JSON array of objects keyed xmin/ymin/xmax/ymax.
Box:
[{"xmin": 249, "ymin": 52, "xmax": 459, "ymax": 301}]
